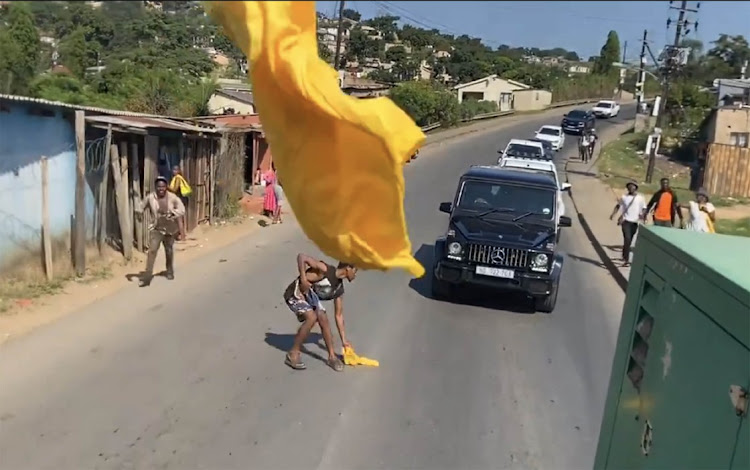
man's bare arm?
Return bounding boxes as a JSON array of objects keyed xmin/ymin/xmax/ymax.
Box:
[{"xmin": 334, "ymin": 296, "xmax": 348, "ymax": 347}]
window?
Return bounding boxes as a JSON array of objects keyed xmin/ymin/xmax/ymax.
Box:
[{"xmin": 729, "ymin": 132, "xmax": 749, "ymax": 148}]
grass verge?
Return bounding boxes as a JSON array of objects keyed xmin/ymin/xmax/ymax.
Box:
[
  {"xmin": 596, "ymin": 132, "xmax": 749, "ymax": 207},
  {"xmin": 715, "ymin": 217, "xmax": 750, "ymax": 238}
]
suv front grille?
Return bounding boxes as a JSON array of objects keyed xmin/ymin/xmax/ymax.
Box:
[{"xmin": 467, "ymin": 243, "xmax": 529, "ymax": 268}]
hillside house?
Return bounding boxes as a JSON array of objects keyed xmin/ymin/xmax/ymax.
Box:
[
  {"xmin": 207, "ymin": 85, "xmax": 255, "ymax": 115},
  {"xmin": 568, "ymin": 62, "xmax": 592, "ymax": 75},
  {"xmin": 434, "ymin": 50, "xmax": 451, "ymax": 59},
  {"xmin": 697, "ymin": 104, "xmax": 750, "ymax": 197},
  {"xmin": 454, "ymin": 75, "xmax": 531, "ymax": 111},
  {"xmin": 713, "ymin": 78, "xmax": 750, "ymax": 107}
]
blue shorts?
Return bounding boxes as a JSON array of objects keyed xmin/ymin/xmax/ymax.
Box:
[{"xmin": 286, "ymin": 289, "xmax": 324, "ymax": 322}]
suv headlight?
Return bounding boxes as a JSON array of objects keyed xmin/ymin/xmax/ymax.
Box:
[
  {"xmin": 448, "ymin": 242, "xmax": 463, "ymax": 256},
  {"xmin": 530, "ymin": 253, "xmax": 549, "ymax": 272}
]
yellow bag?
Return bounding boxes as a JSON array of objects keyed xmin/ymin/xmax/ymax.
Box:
[
  {"xmin": 204, "ymin": 1, "xmax": 426, "ymax": 277},
  {"xmin": 169, "ymin": 175, "xmax": 192, "ymax": 198}
]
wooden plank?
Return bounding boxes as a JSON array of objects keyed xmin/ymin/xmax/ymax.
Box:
[
  {"xmin": 130, "ymin": 141, "xmax": 144, "ymax": 252},
  {"xmin": 74, "ymin": 110, "xmax": 86, "ymax": 277},
  {"xmin": 97, "ymin": 124, "xmax": 112, "ymax": 252},
  {"xmin": 41, "ymin": 157, "xmax": 53, "ymax": 281},
  {"xmin": 210, "ymin": 136, "xmax": 223, "ymax": 225},
  {"xmin": 110, "ymin": 144, "xmax": 133, "ymax": 260},
  {"xmin": 143, "ymin": 135, "xmax": 159, "ymax": 250}
]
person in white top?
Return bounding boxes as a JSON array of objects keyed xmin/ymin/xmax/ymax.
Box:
[
  {"xmin": 609, "ymin": 180, "xmax": 647, "ymax": 265},
  {"xmin": 686, "ymin": 187, "xmax": 716, "ymax": 233}
]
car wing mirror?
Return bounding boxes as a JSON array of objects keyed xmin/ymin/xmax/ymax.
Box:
[
  {"xmin": 497, "ymin": 149, "xmax": 504, "ymax": 155},
  {"xmin": 559, "ymin": 215, "xmax": 572, "ymax": 227},
  {"xmin": 439, "ymin": 202, "xmax": 452, "ymax": 214},
  {"xmin": 560, "ymin": 182, "xmax": 572, "ymax": 191}
]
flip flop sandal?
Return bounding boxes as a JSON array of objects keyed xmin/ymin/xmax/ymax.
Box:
[
  {"xmin": 327, "ymin": 357, "xmax": 344, "ymax": 372},
  {"xmin": 285, "ymin": 353, "xmax": 306, "ymax": 370}
]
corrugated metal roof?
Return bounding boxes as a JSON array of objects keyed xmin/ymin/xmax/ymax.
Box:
[
  {"xmin": 85, "ymin": 115, "xmax": 220, "ymax": 134},
  {"xmin": 0, "ymin": 94, "xmax": 168, "ymax": 118},
  {"xmin": 215, "ymin": 89, "xmax": 254, "ymax": 105}
]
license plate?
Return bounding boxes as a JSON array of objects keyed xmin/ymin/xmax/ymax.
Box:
[{"xmin": 475, "ymin": 266, "xmax": 514, "ymax": 279}]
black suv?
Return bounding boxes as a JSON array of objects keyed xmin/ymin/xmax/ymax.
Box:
[
  {"xmin": 561, "ymin": 109, "xmax": 595, "ymax": 135},
  {"xmin": 432, "ymin": 166, "xmax": 572, "ymax": 313}
]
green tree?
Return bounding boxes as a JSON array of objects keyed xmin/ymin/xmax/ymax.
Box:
[
  {"xmin": 342, "ymin": 8, "xmax": 361, "ymax": 22},
  {"xmin": 389, "ymin": 81, "xmax": 459, "ymax": 126},
  {"xmin": 593, "ymin": 31, "xmax": 621, "ymax": 75},
  {"xmin": 385, "ymin": 45, "xmax": 408, "ymax": 64},
  {"xmin": 59, "ymin": 28, "xmax": 90, "ymax": 78},
  {"xmin": 2, "ymin": 3, "xmax": 41, "ymax": 94},
  {"xmin": 708, "ymin": 34, "xmax": 750, "ymax": 73}
]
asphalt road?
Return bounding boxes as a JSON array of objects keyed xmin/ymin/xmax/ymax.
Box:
[{"xmin": 0, "ymin": 105, "xmax": 635, "ymax": 470}]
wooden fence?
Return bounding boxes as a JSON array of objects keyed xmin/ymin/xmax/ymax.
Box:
[{"xmin": 705, "ymin": 143, "xmax": 750, "ymax": 197}]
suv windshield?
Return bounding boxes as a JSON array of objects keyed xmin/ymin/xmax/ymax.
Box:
[
  {"xmin": 457, "ymin": 180, "xmax": 555, "ymax": 220},
  {"xmin": 505, "ymin": 144, "xmax": 543, "ymax": 158},
  {"xmin": 596, "ymin": 102, "xmax": 613, "ymax": 108},
  {"xmin": 567, "ymin": 110, "xmax": 587, "ymax": 119},
  {"xmin": 538, "ymin": 127, "xmax": 559, "ymax": 136}
]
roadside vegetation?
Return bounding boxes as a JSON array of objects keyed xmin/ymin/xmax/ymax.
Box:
[{"xmin": 715, "ymin": 217, "xmax": 750, "ymax": 238}]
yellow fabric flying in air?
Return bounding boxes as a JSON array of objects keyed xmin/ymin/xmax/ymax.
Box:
[
  {"xmin": 204, "ymin": 1, "xmax": 426, "ymax": 277},
  {"xmin": 343, "ymin": 346, "xmax": 380, "ymax": 367}
]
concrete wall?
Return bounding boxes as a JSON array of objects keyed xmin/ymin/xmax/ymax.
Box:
[
  {"xmin": 456, "ymin": 76, "xmax": 527, "ymax": 111},
  {"xmin": 710, "ymin": 107, "xmax": 750, "ymax": 146},
  {"xmin": 513, "ymin": 89, "xmax": 552, "ymax": 111},
  {"xmin": 207, "ymin": 94, "xmax": 256, "ymax": 115},
  {"xmin": 0, "ymin": 103, "xmax": 96, "ymax": 271}
]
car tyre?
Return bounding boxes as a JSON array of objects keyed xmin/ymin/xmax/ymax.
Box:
[
  {"xmin": 431, "ymin": 273, "xmax": 452, "ymax": 300},
  {"xmin": 534, "ymin": 281, "xmax": 559, "ymax": 313}
]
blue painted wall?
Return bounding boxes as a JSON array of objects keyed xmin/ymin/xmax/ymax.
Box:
[{"xmin": 0, "ymin": 103, "xmax": 96, "ymax": 271}]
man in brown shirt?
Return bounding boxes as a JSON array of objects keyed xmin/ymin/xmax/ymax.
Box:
[{"xmin": 138, "ymin": 176, "xmax": 185, "ymax": 287}]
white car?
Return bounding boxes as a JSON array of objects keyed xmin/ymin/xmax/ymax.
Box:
[
  {"xmin": 497, "ymin": 139, "xmax": 546, "ymax": 163},
  {"xmin": 534, "ymin": 125, "xmax": 565, "ymax": 151},
  {"xmin": 592, "ymin": 100, "xmax": 620, "ymax": 118},
  {"xmin": 498, "ymin": 157, "xmax": 571, "ymax": 232}
]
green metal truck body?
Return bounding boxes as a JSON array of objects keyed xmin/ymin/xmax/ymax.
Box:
[{"xmin": 594, "ymin": 226, "xmax": 750, "ymax": 470}]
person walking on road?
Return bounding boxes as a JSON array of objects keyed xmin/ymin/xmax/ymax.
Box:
[
  {"xmin": 645, "ymin": 178, "xmax": 684, "ymax": 228},
  {"xmin": 610, "ymin": 180, "xmax": 646, "ymax": 266},
  {"xmin": 272, "ymin": 179, "xmax": 285, "ymax": 224},
  {"xmin": 282, "ymin": 254, "xmax": 357, "ymax": 372},
  {"xmin": 169, "ymin": 165, "xmax": 191, "ymax": 241},
  {"xmin": 578, "ymin": 132, "xmax": 590, "ymax": 162},
  {"xmin": 686, "ymin": 188, "xmax": 716, "ymax": 233},
  {"xmin": 588, "ymin": 128, "xmax": 598, "ymax": 161},
  {"xmin": 138, "ymin": 176, "xmax": 185, "ymax": 287}
]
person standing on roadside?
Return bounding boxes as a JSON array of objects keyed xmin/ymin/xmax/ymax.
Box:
[
  {"xmin": 169, "ymin": 165, "xmax": 192, "ymax": 240},
  {"xmin": 610, "ymin": 180, "xmax": 646, "ymax": 266},
  {"xmin": 645, "ymin": 178, "xmax": 684, "ymax": 228},
  {"xmin": 138, "ymin": 176, "xmax": 185, "ymax": 287},
  {"xmin": 686, "ymin": 188, "xmax": 716, "ymax": 233}
]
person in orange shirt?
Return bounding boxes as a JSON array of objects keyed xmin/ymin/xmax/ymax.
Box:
[{"xmin": 645, "ymin": 178, "xmax": 685, "ymax": 228}]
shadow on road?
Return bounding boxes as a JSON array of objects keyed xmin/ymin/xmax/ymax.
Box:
[
  {"xmin": 408, "ymin": 244, "xmax": 536, "ymax": 314},
  {"xmin": 264, "ymin": 332, "xmax": 328, "ymax": 364}
]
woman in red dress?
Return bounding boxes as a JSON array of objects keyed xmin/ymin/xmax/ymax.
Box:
[{"xmin": 263, "ymin": 164, "xmax": 278, "ymax": 217}]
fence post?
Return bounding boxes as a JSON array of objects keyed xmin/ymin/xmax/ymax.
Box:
[
  {"xmin": 41, "ymin": 157, "xmax": 53, "ymax": 281},
  {"xmin": 130, "ymin": 141, "xmax": 143, "ymax": 252},
  {"xmin": 98, "ymin": 124, "xmax": 112, "ymax": 253},
  {"xmin": 110, "ymin": 144, "xmax": 133, "ymax": 261},
  {"xmin": 74, "ymin": 110, "xmax": 86, "ymax": 277}
]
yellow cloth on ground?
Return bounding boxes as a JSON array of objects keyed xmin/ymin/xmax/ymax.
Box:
[
  {"xmin": 343, "ymin": 346, "xmax": 380, "ymax": 367},
  {"xmin": 204, "ymin": 1, "xmax": 426, "ymax": 277}
]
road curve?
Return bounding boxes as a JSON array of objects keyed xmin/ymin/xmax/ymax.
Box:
[{"xmin": 0, "ymin": 106, "xmax": 634, "ymax": 470}]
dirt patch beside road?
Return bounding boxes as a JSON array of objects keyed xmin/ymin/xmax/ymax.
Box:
[{"xmin": 0, "ymin": 213, "xmax": 273, "ymax": 346}]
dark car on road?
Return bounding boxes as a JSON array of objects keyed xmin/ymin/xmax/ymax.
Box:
[
  {"xmin": 432, "ymin": 166, "xmax": 572, "ymax": 313},
  {"xmin": 561, "ymin": 109, "xmax": 595, "ymax": 135}
]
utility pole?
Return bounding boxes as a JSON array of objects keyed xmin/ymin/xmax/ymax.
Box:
[
  {"xmin": 618, "ymin": 41, "xmax": 628, "ymax": 101},
  {"xmin": 333, "ymin": 0, "xmax": 346, "ymax": 70},
  {"xmin": 646, "ymin": 0, "xmax": 697, "ymax": 183},
  {"xmin": 636, "ymin": 30, "xmax": 648, "ymax": 110}
]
